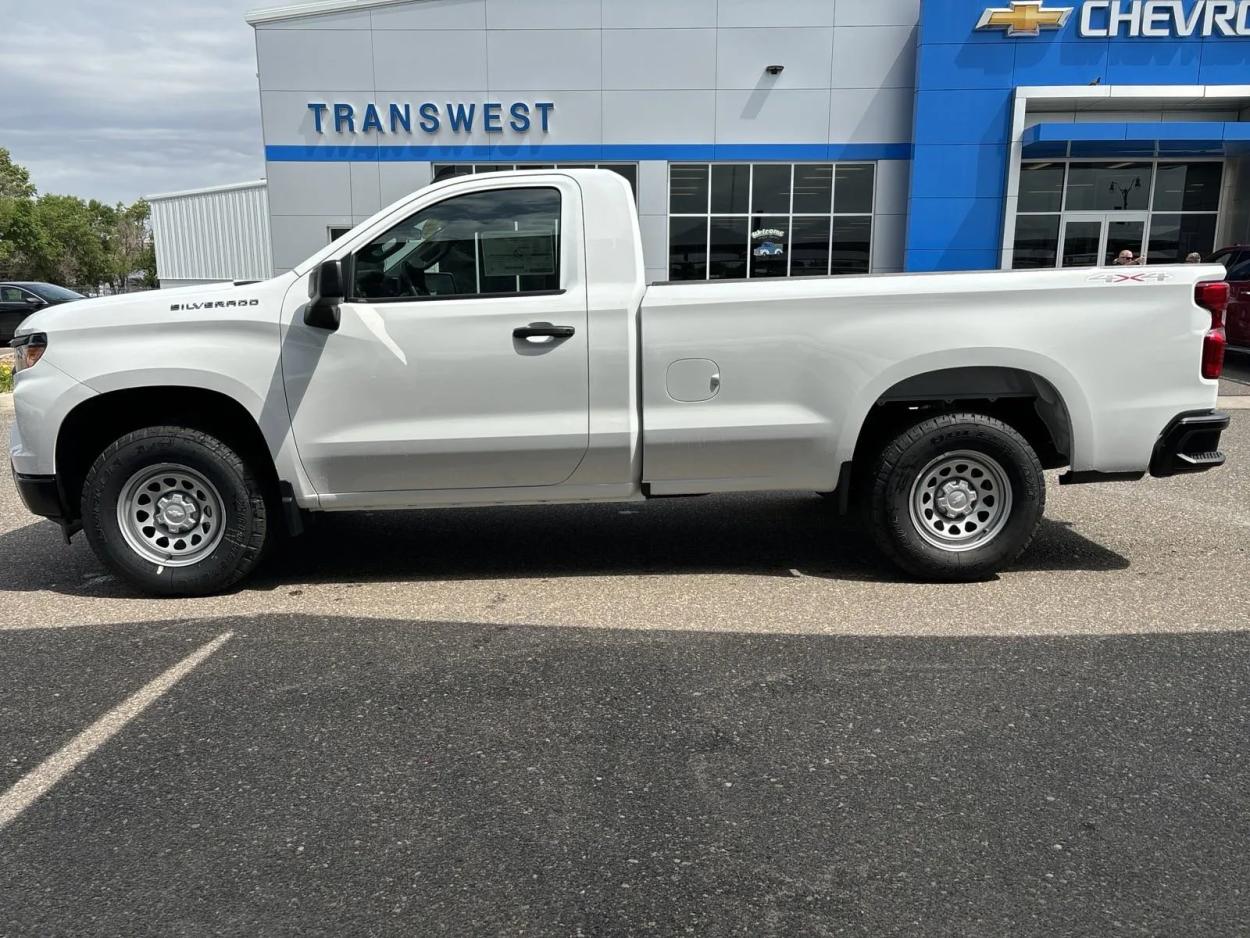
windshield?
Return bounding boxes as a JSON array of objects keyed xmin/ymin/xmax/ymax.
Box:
[{"xmin": 28, "ymin": 283, "xmax": 85, "ymax": 302}]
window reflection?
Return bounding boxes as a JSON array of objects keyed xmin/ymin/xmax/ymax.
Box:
[{"xmin": 352, "ymin": 188, "xmax": 560, "ymax": 300}]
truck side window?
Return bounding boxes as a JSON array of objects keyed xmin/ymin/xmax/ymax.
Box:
[{"xmin": 351, "ymin": 187, "xmax": 561, "ymax": 301}]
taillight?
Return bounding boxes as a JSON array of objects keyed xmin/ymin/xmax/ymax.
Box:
[{"xmin": 1195, "ymin": 281, "xmax": 1228, "ymax": 380}]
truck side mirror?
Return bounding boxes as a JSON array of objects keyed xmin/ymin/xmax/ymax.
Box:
[{"xmin": 305, "ymin": 259, "xmax": 344, "ymax": 331}]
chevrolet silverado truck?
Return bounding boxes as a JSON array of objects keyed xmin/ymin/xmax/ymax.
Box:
[{"xmin": 7, "ymin": 170, "xmax": 1232, "ymax": 595}]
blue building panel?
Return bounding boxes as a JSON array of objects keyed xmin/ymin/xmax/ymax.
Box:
[
  {"xmin": 1199, "ymin": 41, "xmax": 1250, "ymax": 84},
  {"xmin": 906, "ymin": 197, "xmax": 1004, "ymax": 251},
  {"xmin": 1105, "ymin": 41, "xmax": 1202, "ymax": 84},
  {"xmin": 915, "ymin": 42, "xmax": 1018, "ymax": 89},
  {"xmin": 906, "ymin": 248, "xmax": 1004, "ymax": 271},
  {"xmin": 912, "ymin": 90, "xmax": 1014, "ymax": 146},
  {"xmin": 910, "ymin": 144, "xmax": 1008, "ymax": 198},
  {"xmin": 1012, "ymin": 41, "xmax": 1110, "ymax": 84}
]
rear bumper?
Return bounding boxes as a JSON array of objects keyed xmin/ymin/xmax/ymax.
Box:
[{"xmin": 1149, "ymin": 410, "xmax": 1230, "ymax": 478}]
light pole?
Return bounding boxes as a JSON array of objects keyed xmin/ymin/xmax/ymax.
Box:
[{"xmin": 1109, "ymin": 177, "xmax": 1142, "ymax": 211}]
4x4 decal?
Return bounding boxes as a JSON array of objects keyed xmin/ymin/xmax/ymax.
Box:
[{"xmin": 1087, "ymin": 272, "xmax": 1174, "ymax": 284}]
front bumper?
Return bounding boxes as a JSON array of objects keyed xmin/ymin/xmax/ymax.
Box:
[
  {"xmin": 10, "ymin": 463, "xmax": 79, "ymax": 542},
  {"xmin": 12, "ymin": 467, "xmax": 65, "ymax": 520},
  {"xmin": 1149, "ymin": 410, "xmax": 1230, "ymax": 478}
]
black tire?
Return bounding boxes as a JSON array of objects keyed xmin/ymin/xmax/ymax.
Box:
[
  {"xmin": 81, "ymin": 426, "xmax": 270, "ymax": 596},
  {"xmin": 866, "ymin": 413, "xmax": 1045, "ymax": 582}
]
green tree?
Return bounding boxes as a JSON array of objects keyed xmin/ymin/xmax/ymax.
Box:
[
  {"xmin": 87, "ymin": 199, "xmax": 120, "ymax": 291},
  {"xmin": 0, "ymin": 150, "xmax": 156, "ymax": 293},
  {"xmin": 136, "ymin": 241, "xmax": 157, "ymax": 289},
  {"xmin": 0, "ymin": 148, "xmax": 35, "ymax": 200},
  {"xmin": 0, "ymin": 197, "xmax": 42, "ymax": 279},
  {"xmin": 111, "ymin": 199, "xmax": 155, "ymax": 292},
  {"xmin": 0, "ymin": 147, "xmax": 39, "ymax": 278},
  {"xmin": 28, "ymin": 195, "xmax": 105, "ymax": 289}
]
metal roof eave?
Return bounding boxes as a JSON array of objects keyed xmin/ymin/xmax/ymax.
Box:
[
  {"xmin": 145, "ymin": 179, "xmax": 268, "ymax": 203},
  {"xmin": 246, "ymin": 0, "xmax": 418, "ymax": 26}
]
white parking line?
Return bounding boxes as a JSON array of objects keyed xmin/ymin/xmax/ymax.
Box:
[{"xmin": 0, "ymin": 631, "xmax": 234, "ymax": 831}]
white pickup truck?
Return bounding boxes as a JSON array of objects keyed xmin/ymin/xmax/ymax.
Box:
[{"xmin": 7, "ymin": 170, "xmax": 1231, "ymax": 595}]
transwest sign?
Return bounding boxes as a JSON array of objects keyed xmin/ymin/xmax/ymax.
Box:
[
  {"xmin": 977, "ymin": 0, "xmax": 1250, "ymax": 36},
  {"xmin": 306, "ymin": 101, "xmax": 555, "ymax": 136}
]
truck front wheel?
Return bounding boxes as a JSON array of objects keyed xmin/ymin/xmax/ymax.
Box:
[
  {"xmin": 866, "ymin": 413, "xmax": 1045, "ymax": 582},
  {"xmin": 81, "ymin": 426, "xmax": 270, "ymax": 596}
]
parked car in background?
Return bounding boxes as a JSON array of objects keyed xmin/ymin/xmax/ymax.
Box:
[
  {"xmin": 1210, "ymin": 247, "xmax": 1250, "ymax": 350},
  {"xmin": 0, "ymin": 283, "xmax": 85, "ymax": 344}
]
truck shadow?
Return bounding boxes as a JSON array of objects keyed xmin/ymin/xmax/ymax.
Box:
[
  {"xmin": 1, "ymin": 614, "xmax": 1247, "ymax": 935},
  {"xmin": 0, "ymin": 493, "xmax": 1130, "ymax": 597},
  {"xmin": 265, "ymin": 495, "xmax": 1131, "ymax": 587}
]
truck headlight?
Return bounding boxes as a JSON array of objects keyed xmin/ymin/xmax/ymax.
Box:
[{"xmin": 10, "ymin": 333, "xmax": 47, "ymax": 373}]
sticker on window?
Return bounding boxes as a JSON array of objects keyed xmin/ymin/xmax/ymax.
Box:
[{"xmin": 480, "ymin": 230, "xmax": 557, "ymax": 277}]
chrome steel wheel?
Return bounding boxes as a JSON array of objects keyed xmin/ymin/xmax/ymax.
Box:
[
  {"xmin": 908, "ymin": 449, "xmax": 1013, "ymax": 553},
  {"xmin": 116, "ymin": 463, "xmax": 226, "ymax": 567}
]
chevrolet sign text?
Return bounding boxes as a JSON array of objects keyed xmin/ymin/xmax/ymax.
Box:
[{"xmin": 1082, "ymin": 0, "xmax": 1250, "ymax": 35}]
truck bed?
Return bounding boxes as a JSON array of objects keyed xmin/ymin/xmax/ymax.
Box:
[{"xmin": 639, "ymin": 266, "xmax": 1222, "ymax": 494}]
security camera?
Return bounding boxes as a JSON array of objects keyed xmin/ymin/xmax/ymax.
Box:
[{"xmin": 765, "ymin": 65, "xmax": 784, "ymax": 75}]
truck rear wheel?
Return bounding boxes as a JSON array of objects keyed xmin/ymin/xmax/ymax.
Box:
[
  {"xmin": 81, "ymin": 426, "xmax": 270, "ymax": 596},
  {"xmin": 866, "ymin": 413, "xmax": 1045, "ymax": 582}
]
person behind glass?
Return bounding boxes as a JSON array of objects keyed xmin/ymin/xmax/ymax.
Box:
[
  {"xmin": 1114, "ymin": 249, "xmax": 1145, "ymax": 266},
  {"xmin": 1186, "ymin": 252, "xmax": 1203, "ymax": 263}
]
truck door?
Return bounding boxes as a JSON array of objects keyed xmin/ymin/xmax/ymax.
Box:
[{"xmin": 280, "ymin": 179, "xmax": 590, "ymax": 496}]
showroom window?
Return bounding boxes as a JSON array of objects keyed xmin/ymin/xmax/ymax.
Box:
[
  {"xmin": 667, "ymin": 163, "xmax": 875, "ymax": 281},
  {"xmin": 1012, "ymin": 161, "xmax": 1223, "ymax": 269},
  {"xmin": 432, "ymin": 162, "xmax": 637, "ymax": 198}
]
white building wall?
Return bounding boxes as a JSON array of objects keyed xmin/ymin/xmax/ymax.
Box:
[
  {"xmin": 148, "ymin": 181, "xmax": 273, "ymax": 286},
  {"xmin": 251, "ymin": 0, "xmax": 919, "ymax": 278}
]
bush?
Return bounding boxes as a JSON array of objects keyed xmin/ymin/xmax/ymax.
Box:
[{"xmin": 0, "ymin": 359, "xmax": 13, "ymax": 394}]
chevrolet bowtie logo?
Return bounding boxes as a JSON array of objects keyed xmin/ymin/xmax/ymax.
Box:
[{"xmin": 976, "ymin": 0, "xmax": 1073, "ymax": 36}]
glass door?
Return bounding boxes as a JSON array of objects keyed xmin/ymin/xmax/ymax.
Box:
[
  {"xmin": 1059, "ymin": 213, "xmax": 1148, "ymax": 267},
  {"xmin": 1104, "ymin": 217, "xmax": 1147, "ymax": 266},
  {"xmin": 1060, "ymin": 216, "xmax": 1102, "ymax": 267}
]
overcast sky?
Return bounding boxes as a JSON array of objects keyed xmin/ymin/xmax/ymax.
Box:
[{"xmin": 2, "ymin": 0, "xmax": 267, "ymax": 204}]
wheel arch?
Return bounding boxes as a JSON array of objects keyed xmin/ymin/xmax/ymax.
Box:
[
  {"xmin": 833, "ymin": 353, "xmax": 1091, "ymax": 505},
  {"xmin": 55, "ymin": 384, "xmax": 284, "ymax": 523}
]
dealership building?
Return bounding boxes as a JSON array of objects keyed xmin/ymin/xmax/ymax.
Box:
[{"xmin": 153, "ymin": 0, "xmax": 1250, "ymax": 285}]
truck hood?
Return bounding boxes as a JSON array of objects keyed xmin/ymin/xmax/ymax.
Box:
[{"xmin": 13, "ymin": 278, "xmax": 291, "ymax": 338}]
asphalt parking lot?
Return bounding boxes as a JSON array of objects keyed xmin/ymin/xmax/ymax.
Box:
[{"xmin": 2, "ymin": 370, "xmax": 1250, "ymax": 936}]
